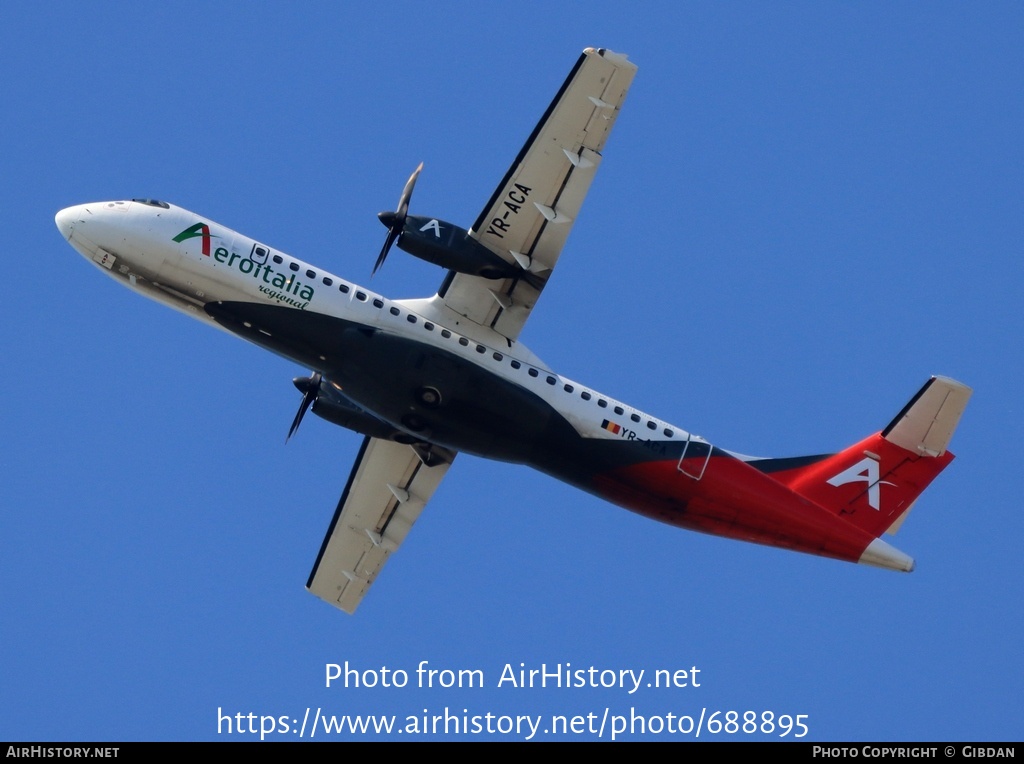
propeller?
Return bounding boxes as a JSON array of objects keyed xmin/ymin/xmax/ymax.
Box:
[
  {"xmin": 286, "ymin": 371, "xmax": 322, "ymax": 443},
  {"xmin": 373, "ymin": 162, "xmax": 423, "ymax": 276}
]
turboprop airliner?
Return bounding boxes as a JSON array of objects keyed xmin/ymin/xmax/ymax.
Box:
[{"xmin": 55, "ymin": 48, "xmax": 971, "ymax": 614}]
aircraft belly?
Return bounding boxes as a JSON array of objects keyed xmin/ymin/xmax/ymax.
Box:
[
  {"xmin": 585, "ymin": 456, "xmax": 876, "ymax": 563},
  {"xmin": 202, "ymin": 299, "xmax": 881, "ymax": 564},
  {"xmin": 335, "ymin": 333, "xmax": 557, "ymax": 461},
  {"xmin": 202, "ymin": 300, "xmax": 559, "ymax": 460}
]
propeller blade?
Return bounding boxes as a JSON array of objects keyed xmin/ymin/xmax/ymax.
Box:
[
  {"xmin": 372, "ymin": 162, "xmax": 423, "ymax": 277},
  {"xmin": 396, "ymin": 162, "xmax": 423, "ymax": 219},
  {"xmin": 286, "ymin": 372, "xmax": 322, "ymax": 443},
  {"xmin": 372, "ymin": 225, "xmax": 400, "ymax": 276}
]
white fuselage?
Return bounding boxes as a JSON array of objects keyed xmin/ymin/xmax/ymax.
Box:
[{"xmin": 55, "ymin": 200, "xmax": 699, "ymax": 455}]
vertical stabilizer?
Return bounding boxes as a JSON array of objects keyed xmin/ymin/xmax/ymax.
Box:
[{"xmin": 774, "ymin": 377, "xmax": 971, "ymax": 539}]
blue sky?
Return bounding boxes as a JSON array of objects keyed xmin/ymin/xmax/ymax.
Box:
[{"xmin": 2, "ymin": 2, "xmax": 1021, "ymax": 741}]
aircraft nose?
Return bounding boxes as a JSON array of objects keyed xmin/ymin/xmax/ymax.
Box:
[{"xmin": 55, "ymin": 205, "xmax": 84, "ymax": 240}]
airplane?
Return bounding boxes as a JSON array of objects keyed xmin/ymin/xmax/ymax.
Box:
[{"xmin": 55, "ymin": 47, "xmax": 970, "ymax": 615}]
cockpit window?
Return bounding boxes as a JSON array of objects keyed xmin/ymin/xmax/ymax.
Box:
[{"xmin": 131, "ymin": 199, "xmax": 170, "ymax": 209}]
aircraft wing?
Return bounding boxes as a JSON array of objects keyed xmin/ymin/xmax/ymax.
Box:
[
  {"xmin": 307, "ymin": 436, "xmax": 456, "ymax": 614},
  {"xmin": 437, "ymin": 47, "xmax": 637, "ymax": 342}
]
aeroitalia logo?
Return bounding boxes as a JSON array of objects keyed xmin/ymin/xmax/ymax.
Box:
[
  {"xmin": 173, "ymin": 222, "xmax": 214, "ymax": 256},
  {"xmin": 171, "ymin": 222, "xmax": 315, "ymax": 310}
]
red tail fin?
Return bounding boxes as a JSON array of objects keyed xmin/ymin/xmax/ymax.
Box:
[{"xmin": 776, "ymin": 377, "xmax": 971, "ymax": 537}]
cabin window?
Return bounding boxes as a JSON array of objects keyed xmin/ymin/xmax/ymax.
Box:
[
  {"xmin": 563, "ymin": 384, "xmax": 574, "ymax": 393},
  {"xmin": 289, "ymin": 262, "xmax": 299, "ymax": 272},
  {"xmin": 390, "ymin": 307, "xmax": 400, "ymax": 316},
  {"xmin": 598, "ymin": 399, "xmax": 607, "ymax": 408},
  {"xmin": 614, "ymin": 406, "xmax": 624, "ymax": 415},
  {"xmin": 356, "ymin": 291, "xmax": 367, "ymax": 301},
  {"xmin": 323, "ymin": 277, "xmax": 333, "ymax": 286},
  {"xmin": 546, "ymin": 376, "xmax": 556, "ymax": 385},
  {"xmin": 273, "ymin": 255, "xmax": 283, "ymax": 264},
  {"xmin": 631, "ymin": 413, "xmax": 640, "ymax": 423},
  {"xmin": 493, "ymin": 352, "xmax": 503, "ymax": 361},
  {"xmin": 339, "ymin": 283, "xmax": 350, "ymax": 293},
  {"xmin": 458, "ymin": 337, "xmax": 469, "ymax": 346},
  {"xmin": 407, "ymin": 315, "xmax": 417, "ymax": 323},
  {"xmin": 581, "ymin": 391, "xmax": 591, "ymax": 401},
  {"xmin": 424, "ymin": 322, "xmax": 434, "ymax": 331},
  {"xmin": 664, "ymin": 428, "xmax": 674, "ymax": 437},
  {"xmin": 441, "ymin": 329, "xmax": 451, "ymax": 339},
  {"xmin": 510, "ymin": 360, "xmax": 521, "ymax": 369},
  {"xmin": 647, "ymin": 421, "xmax": 656, "ymax": 430},
  {"xmin": 528, "ymin": 368, "xmax": 539, "ymax": 378},
  {"xmin": 372, "ymin": 298, "xmax": 383, "ymax": 308},
  {"xmin": 476, "ymin": 345, "xmax": 485, "ymax": 353}
]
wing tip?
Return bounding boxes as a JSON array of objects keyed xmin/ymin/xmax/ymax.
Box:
[{"xmin": 584, "ymin": 47, "xmax": 637, "ymax": 70}]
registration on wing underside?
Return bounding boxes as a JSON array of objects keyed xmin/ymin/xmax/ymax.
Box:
[{"xmin": 439, "ymin": 47, "xmax": 637, "ymax": 342}]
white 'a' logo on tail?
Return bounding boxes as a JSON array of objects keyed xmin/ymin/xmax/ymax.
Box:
[{"xmin": 826, "ymin": 456, "xmax": 896, "ymax": 511}]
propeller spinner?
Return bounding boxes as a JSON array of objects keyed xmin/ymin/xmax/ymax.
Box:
[{"xmin": 373, "ymin": 162, "xmax": 423, "ymax": 276}]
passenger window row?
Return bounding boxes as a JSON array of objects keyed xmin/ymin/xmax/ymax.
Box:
[
  {"xmin": 378, "ymin": 300, "xmax": 675, "ymax": 437},
  {"xmin": 263, "ymin": 258, "xmax": 676, "ymax": 439},
  {"xmin": 271, "ymin": 255, "xmax": 349, "ymax": 291}
]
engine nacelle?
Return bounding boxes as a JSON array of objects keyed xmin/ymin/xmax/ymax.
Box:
[
  {"xmin": 311, "ymin": 392, "xmax": 399, "ymax": 441},
  {"xmin": 397, "ymin": 215, "xmax": 526, "ymax": 280}
]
